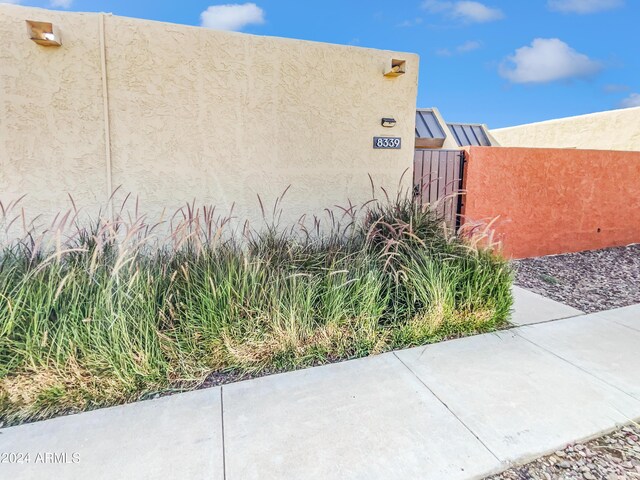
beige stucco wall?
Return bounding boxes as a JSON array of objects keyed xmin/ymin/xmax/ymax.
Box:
[
  {"xmin": 0, "ymin": 4, "xmax": 418, "ymax": 231},
  {"xmin": 0, "ymin": 6, "xmax": 106, "ymax": 220},
  {"xmin": 491, "ymin": 107, "xmax": 640, "ymax": 152}
]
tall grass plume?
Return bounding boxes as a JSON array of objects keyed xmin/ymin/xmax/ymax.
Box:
[{"xmin": 0, "ymin": 190, "xmax": 512, "ymax": 425}]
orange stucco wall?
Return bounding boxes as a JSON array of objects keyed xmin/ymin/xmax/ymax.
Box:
[{"xmin": 462, "ymin": 147, "xmax": 640, "ymax": 258}]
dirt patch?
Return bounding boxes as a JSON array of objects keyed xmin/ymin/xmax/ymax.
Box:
[{"xmin": 514, "ymin": 244, "xmax": 640, "ymax": 313}]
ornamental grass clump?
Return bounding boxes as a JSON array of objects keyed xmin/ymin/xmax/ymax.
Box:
[{"xmin": 0, "ymin": 192, "xmax": 512, "ymax": 425}]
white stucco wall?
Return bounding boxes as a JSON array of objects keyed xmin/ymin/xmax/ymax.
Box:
[
  {"xmin": 491, "ymin": 107, "xmax": 640, "ymax": 152},
  {"xmin": 0, "ymin": 4, "xmax": 419, "ymax": 230}
]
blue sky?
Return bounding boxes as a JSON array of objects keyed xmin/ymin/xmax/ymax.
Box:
[{"xmin": 8, "ymin": 0, "xmax": 640, "ymax": 128}]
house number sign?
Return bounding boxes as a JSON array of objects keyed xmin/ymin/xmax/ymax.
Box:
[{"xmin": 373, "ymin": 137, "xmax": 401, "ymax": 149}]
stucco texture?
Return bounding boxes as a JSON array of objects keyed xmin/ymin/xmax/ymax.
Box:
[
  {"xmin": 462, "ymin": 147, "xmax": 640, "ymax": 258},
  {"xmin": 0, "ymin": 4, "xmax": 419, "ymax": 229},
  {"xmin": 0, "ymin": 6, "xmax": 106, "ymax": 218},
  {"xmin": 491, "ymin": 107, "xmax": 640, "ymax": 152}
]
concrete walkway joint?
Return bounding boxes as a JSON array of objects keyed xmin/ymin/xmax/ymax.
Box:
[{"xmin": 392, "ymin": 351, "xmax": 502, "ymax": 464}]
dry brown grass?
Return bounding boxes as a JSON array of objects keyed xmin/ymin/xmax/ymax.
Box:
[{"xmin": 0, "ymin": 359, "xmax": 133, "ymax": 424}]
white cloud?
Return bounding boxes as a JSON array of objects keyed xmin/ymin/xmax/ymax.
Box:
[
  {"xmin": 397, "ymin": 17, "xmax": 423, "ymax": 27},
  {"xmin": 1, "ymin": 0, "xmax": 23, "ymax": 4},
  {"xmin": 422, "ymin": 0, "xmax": 452, "ymax": 13},
  {"xmin": 620, "ymin": 93, "xmax": 640, "ymax": 108},
  {"xmin": 548, "ymin": 0, "xmax": 624, "ymax": 14},
  {"xmin": 423, "ymin": 0, "xmax": 504, "ymax": 23},
  {"xmin": 436, "ymin": 40, "xmax": 482, "ymax": 56},
  {"xmin": 499, "ymin": 38, "xmax": 602, "ymax": 84},
  {"xmin": 50, "ymin": 0, "xmax": 73, "ymax": 7},
  {"xmin": 453, "ymin": 1, "xmax": 504, "ymax": 22},
  {"xmin": 603, "ymin": 84, "xmax": 629, "ymax": 93},
  {"xmin": 200, "ymin": 3, "xmax": 265, "ymax": 31},
  {"xmin": 457, "ymin": 40, "xmax": 482, "ymax": 52}
]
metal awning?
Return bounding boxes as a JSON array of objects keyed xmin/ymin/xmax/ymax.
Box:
[
  {"xmin": 415, "ymin": 109, "xmax": 446, "ymax": 148},
  {"xmin": 447, "ymin": 123, "xmax": 492, "ymax": 147}
]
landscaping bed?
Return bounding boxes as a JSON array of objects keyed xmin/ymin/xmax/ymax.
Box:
[
  {"xmin": 515, "ymin": 244, "xmax": 640, "ymax": 313},
  {"xmin": 487, "ymin": 422, "xmax": 640, "ymax": 480},
  {"xmin": 0, "ymin": 198, "xmax": 512, "ymax": 425}
]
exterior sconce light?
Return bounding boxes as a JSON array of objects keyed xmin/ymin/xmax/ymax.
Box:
[
  {"xmin": 26, "ymin": 20, "xmax": 62, "ymax": 46},
  {"xmin": 384, "ymin": 59, "xmax": 406, "ymax": 77},
  {"xmin": 381, "ymin": 118, "xmax": 397, "ymax": 128}
]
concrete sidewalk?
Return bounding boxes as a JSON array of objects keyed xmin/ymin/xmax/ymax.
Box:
[
  {"xmin": 2, "ymin": 291, "xmax": 640, "ymax": 480},
  {"xmin": 510, "ymin": 285, "xmax": 584, "ymax": 325}
]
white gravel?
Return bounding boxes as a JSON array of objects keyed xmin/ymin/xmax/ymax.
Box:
[
  {"xmin": 487, "ymin": 423, "xmax": 640, "ymax": 480},
  {"xmin": 514, "ymin": 245, "xmax": 640, "ymax": 313}
]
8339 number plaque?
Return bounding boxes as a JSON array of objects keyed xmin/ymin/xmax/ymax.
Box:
[{"xmin": 373, "ymin": 137, "xmax": 401, "ymax": 149}]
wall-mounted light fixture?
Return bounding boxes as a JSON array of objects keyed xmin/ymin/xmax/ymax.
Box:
[
  {"xmin": 384, "ymin": 59, "xmax": 406, "ymax": 77},
  {"xmin": 26, "ymin": 20, "xmax": 62, "ymax": 46},
  {"xmin": 381, "ymin": 118, "xmax": 397, "ymax": 128}
]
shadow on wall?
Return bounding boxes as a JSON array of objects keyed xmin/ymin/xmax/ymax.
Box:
[{"xmin": 0, "ymin": 172, "xmax": 424, "ymax": 251}]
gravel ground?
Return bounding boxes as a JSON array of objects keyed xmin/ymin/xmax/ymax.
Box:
[
  {"xmin": 514, "ymin": 244, "xmax": 640, "ymax": 313},
  {"xmin": 487, "ymin": 423, "xmax": 640, "ymax": 480}
]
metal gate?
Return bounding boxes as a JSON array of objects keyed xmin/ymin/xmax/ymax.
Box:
[{"xmin": 413, "ymin": 149, "xmax": 465, "ymax": 228}]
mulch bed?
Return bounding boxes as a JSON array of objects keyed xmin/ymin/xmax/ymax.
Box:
[
  {"xmin": 514, "ymin": 244, "xmax": 640, "ymax": 313},
  {"xmin": 487, "ymin": 423, "xmax": 640, "ymax": 480}
]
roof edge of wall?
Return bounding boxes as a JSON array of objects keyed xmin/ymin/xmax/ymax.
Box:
[
  {"xmin": 0, "ymin": 3, "xmax": 420, "ymax": 57},
  {"xmin": 492, "ymin": 106, "xmax": 640, "ymax": 132}
]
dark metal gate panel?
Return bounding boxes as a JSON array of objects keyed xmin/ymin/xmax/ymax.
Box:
[{"xmin": 413, "ymin": 149, "xmax": 465, "ymax": 228}]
